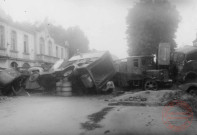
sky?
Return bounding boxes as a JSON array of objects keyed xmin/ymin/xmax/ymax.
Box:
[{"xmin": 0, "ymin": 0, "xmax": 197, "ymax": 58}]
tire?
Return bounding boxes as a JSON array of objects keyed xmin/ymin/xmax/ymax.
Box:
[
  {"xmin": 12, "ymin": 86, "xmax": 24, "ymax": 95},
  {"xmin": 144, "ymin": 79, "xmax": 158, "ymax": 91},
  {"xmin": 185, "ymin": 73, "xmax": 197, "ymax": 83},
  {"xmin": 12, "ymin": 76, "xmax": 28, "ymax": 96},
  {"xmin": 188, "ymin": 87, "xmax": 197, "ymax": 96}
]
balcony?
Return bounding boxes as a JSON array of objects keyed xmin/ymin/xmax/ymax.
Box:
[{"xmin": 36, "ymin": 54, "xmax": 60, "ymax": 64}]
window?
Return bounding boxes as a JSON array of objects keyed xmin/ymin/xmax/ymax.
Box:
[
  {"xmin": 48, "ymin": 41, "xmax": 52, "ymax": 56},
  {"xmin": 24, "ymin": 35, "xmax": 29, "ymax": 53},
  {"xmin": 0, "ymin": 25, "xmax": 5, "ymax": 48},
  {"xmin": 61, "ymin": 48, "xmax": 63, "ymax": 58},
  {"xmin": 141, "ymin": 57, "xmax": 154, "ymax": 67},
  {"xmin": 39, "ymin": 37, "xmax": 45, "ymax": 54},
  {"xmin": 56, "ymin": 46, "xmax": 58, "ymax": 57},
  {"xmin": 11, "ymin": 30, "xmax": 17, "ymax": 51},
  {"xmin": 133, "ymin": 59, "xmax": 139, "ymax": 67}
]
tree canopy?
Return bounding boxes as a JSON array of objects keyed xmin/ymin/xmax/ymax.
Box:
[
  {"xmin": 126, "ymin": 0, "xmax": 180, "ymax": 56},
  {"xmin": 65, "ymin": 26, "xmax": 89, "ymax": 57},
  {"xmin": 0, "ymin": 7, "xmax": 89, "ymax": 58},
  {"xmin": 44, "ymin": 22, "xmax": 89, "ymax": 58}
]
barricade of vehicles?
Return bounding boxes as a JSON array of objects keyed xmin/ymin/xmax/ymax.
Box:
[{"xmin": 1, "ymin": 43, "xmax": 197, "ymax": 96}]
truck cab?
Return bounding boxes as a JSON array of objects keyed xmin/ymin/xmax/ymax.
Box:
[
  {"xmin": 173, "ymin": 46, "xmax": 197, "ymax": 83},
  {"xmin": 114, "ymin": 43, "xmax": 172, "ymax": 90},
  {"xmin": 115, "ymin": 55, "xmax": 171, "ymax": 90}
]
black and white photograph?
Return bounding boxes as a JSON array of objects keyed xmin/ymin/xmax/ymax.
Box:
[{"xmin": 0, "ymin": 0, "xmax": 197, "ymax": 135}]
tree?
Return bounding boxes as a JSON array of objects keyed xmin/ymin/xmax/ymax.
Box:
[
  {"xmin": 126, "ymin": 0, "xmax": 180, "ymax": 56},
  {"xmin": 65, "ymin": 26, "xmax": 89, "ymax": 57},
  {"xmin": 43, "ymin": 21, "xmax": 89, "ymax": 58}
]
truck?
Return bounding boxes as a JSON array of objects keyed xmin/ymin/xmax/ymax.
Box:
[
  {"xmin": 53, "ymin": 51, "xmax": 116, "ymax": 94},
  {"xmin": 114, "ymin": 43, "xmax": 173, "ymax": 90},
  {"xmin": 172, "ymin": 45, "xmax": 197, "ymax": 95},
  {"xmin": 172, "ymin": 45, "xmax": 197, "ymax": 83},
  {"xmin": 114, "ymin": 42, "xmax": 197, "ymax": 91}
]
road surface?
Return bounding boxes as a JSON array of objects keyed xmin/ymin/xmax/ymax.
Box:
[{"xmin": 0, "ymin": 95, "xmax": 197, "ymax": 135}]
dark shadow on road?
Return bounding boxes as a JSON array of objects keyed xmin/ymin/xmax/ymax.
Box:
[{"xmin": 81, "ymin": 107, "xmax": 114, "ymax": 131}]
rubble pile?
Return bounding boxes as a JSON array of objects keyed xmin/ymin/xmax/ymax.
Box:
[{"xmin": 109, "ymin": 90, "xmax": 182, "ymax": 106}]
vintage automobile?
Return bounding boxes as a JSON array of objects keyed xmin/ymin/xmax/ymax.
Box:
[
  {"xmin": 114, "ymin": 43, "xmax": 173, "ymax": 90},
  {"xmin": 18, "ymin": 51, "xmax": 116, "ymax": 94},
  {"xmin": 25, "ymin": 66, "xmax": 45, "ymax": 92},
  {"xmin": 179, "ymin": 82, "xmax": 197, "ymax": 95},
  {"xmin": 0, "ymin": 68, "xmax": 29, "ymax": 96},
  {"xmin": 114, "ymin": 55, "xmax": 172, "ymax": 90},
  {"xmin": 172, "ymin": 45, "xmax": 197, "ymax": 83},
  {"xmin": 173, "ymin": 46, "xmax": 197, "ymax": 95},
  {"xmin": 24, "ymin": 66, "xmax": 63, "ymax": 93}
]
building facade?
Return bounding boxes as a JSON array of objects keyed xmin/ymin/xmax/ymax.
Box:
[{"xmin": 0, "ymin": 20, "xmax": 69, "ymax": 70}]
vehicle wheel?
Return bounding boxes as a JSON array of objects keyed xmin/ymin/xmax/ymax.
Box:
[
  {"xmin": 1, "ymin": 86, "xmax": 12, "ymax": 96},
  {"xmin": 144, "ymin": 79, "xmax": 158, "ymax": 91},
  {"xmin": 188, "ymin": 88, "xmax": 197, "ymax": 96},
  {"xmin": 185, "ymin": 73, "xmax": 197, "ymax": 83},
  {"xmin": 12, "ymin": 85, "xmax": 23, "ymax": 95}
]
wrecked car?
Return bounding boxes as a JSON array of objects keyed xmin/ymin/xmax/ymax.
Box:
[
  {"xmin": 179, "ymin": 82, "xmax": 197, "ymax": 96},
  {"xmin": 24, "ymin": 66, "xmax": 61, "ymax": 93},
  {"xmin": 25, "ymin": 66, "xmax": 45, "ymax": 93},
  {"xmin": 0, "ymin": 68, "xmax": 28, "ymax": 96},
  {"xmin": 5, "ymin": 51, "xmax": 116, "ymax": 95}
]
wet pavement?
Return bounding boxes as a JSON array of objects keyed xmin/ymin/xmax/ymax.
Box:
[{"xmin": 0, "ymin": 94, "xmax": 197, "ymax": 135}]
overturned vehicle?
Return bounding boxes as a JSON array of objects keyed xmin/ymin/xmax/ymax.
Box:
[
  {"xmin": 24, "ymin": 66, "xmax": 60, "ymax": 93},
  {"xmin": 4, "ymin": 51, "xmax": 116, "ymax": 95},
  {"xmin": 0, "ymin": 68, "xmax": 28, "ymax": 96},
  {"xmin": 0, "ymin": 66, "xmax": 68, "ymax": 95},
  {"xmin": 55, "ymin": 51, "xmax": 116, "ymax": 94}
]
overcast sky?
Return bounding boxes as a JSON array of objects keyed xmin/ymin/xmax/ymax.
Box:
[{"xmin": 0, "ymin": 0, "xmax": 197, "ymax": 58}]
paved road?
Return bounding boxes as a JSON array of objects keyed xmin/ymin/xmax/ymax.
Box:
[{"xmin": 0, "ymin": 96, "xmax": 197, "ymax": 135}]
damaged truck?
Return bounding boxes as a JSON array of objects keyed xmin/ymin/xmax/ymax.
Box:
[
  {"xmin": 114, "ymin": 42, "xmax": 197, "ymax": 91},
  {"xmin": 0, "ymin": 51, "xmax": 116, "ymax": 95},
  {"xmin": 114, "ymin": 43, "xmax": 173, "ymax": 90},
  {"xmin": 55, "ymin": 51, "xmax": 116, "ymax": 94},
  {"xmin": 174, "ymin": 45, "xmax": 197, "ymax": 95},
  {"xmin": 172, "ymin": 45, "xmax": 197, "ymax": 83}
]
